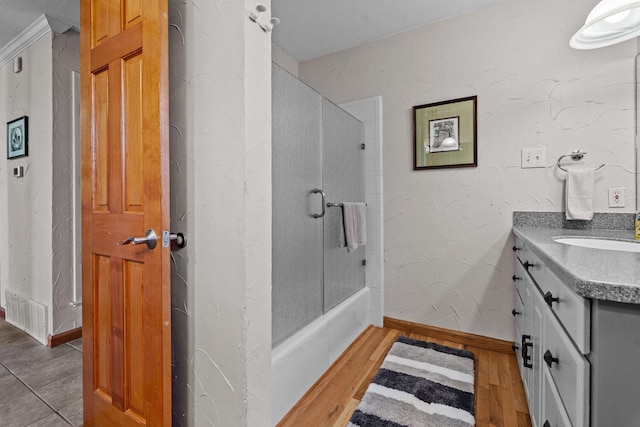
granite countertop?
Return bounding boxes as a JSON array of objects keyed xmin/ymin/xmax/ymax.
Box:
[{"xmin": 513, "ymin": 225, "xmax": 640, "ymax": 304}]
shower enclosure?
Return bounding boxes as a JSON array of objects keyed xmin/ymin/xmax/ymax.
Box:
[{"xmin": 272, "ymin": 63, "xmax": 366, "ymax": 347}]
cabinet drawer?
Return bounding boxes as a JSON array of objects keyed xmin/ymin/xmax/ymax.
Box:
[
  {"xmin": 514, "ymin": 287, "xmax": 525, "ymax": 335},
  {"xmin": 538, "ymin": 268, "xmax": 590, "ymax": 354},
  {"xmin": 544, "ymin": 306, "xmax": 590, "ymax": 427},
  {"xmin": 513, "ymin": 236, "xmax": 525, "ymax": 263},
  {"xmin": 542, "ymin": 367, "xmax": 572, "ymax": 427},
  {"xmin": 522, "ymin": 246, "xmax": 545, "ymax": 285},
  {"xmin": 514, "ymin": 261, "xmax": 526, "ymax": 304}
]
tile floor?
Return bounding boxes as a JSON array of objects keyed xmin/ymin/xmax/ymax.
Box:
[{"xmin": 0, "ymin": 318, "xmax": 83, "ymax": 427}]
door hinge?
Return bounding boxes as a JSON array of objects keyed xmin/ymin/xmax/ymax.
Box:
[{"xmin": 361, "ymin": 143, "xmax": 365, "ymax": 150}]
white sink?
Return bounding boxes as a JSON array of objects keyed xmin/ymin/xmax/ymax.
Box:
[{"xmin": 553, "ymin": 236, "xmax": 640, "ymax": 253}]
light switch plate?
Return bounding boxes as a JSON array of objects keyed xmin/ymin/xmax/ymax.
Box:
[{"xmin": 521, "ymin": 147, "xmax": 546, "ymax": 168}]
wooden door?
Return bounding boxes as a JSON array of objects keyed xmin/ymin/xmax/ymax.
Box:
[{"xmin": 80, "ymin": 1, "xmax": 171, "ymax": 425}]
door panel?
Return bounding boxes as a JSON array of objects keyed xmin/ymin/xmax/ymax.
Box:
[
  {"xmin": 271, "ymin": 64, "xmax": 323, "ymax": 346},
  {"xmin": 322, "ymin": 99, "xmax": 365, "ymax": 312},
  {"xmin": 81, "ymin": 0, "xmax": 170, "ymax": 425},
  {"xmin": 94, "ymin": 255, "xmax": 112, "ymax": 396},
  {"xmin": 92, "ymin": 71, "xmax": 109, "ymax": 212},
  {"xmin": 123, "ymin": 54, "xmax": 144, "ymax": 212}
]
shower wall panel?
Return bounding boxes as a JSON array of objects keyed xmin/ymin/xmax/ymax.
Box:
[
  {"xmin": 272, "ymin": 65, "xmax": 324, "ymax": 346},
  {"xmin": 322, "ymin": 99, "xmax": 365, "ymax": 312}
]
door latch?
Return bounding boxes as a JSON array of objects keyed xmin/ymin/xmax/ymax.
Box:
[{"xmin": 162, "ymin": 230, "xmax": 187, "ymax": 249}]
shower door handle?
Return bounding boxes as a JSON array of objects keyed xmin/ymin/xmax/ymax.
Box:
[{"xmin": 311, "ymin": 188, "xmax": 326, "ymax": 218}]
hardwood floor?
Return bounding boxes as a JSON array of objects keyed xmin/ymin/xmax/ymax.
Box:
[{"xmin": 277, "ymin": 324, "xmax": 531, "ymax": 427}]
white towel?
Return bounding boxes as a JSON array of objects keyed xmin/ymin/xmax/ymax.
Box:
[
  {"xmin": 340, "ymin": 202, "xmax": 367, "ymax": 252},
  {"xmin": 565, "ymin": 168, "xmax": 594, "ymax": 220}
]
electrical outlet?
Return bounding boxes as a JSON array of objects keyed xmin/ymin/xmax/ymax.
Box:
[
  {"xmin": 521, "ymin": 147, "xmax": 546, "ymax": 168},
  {"xmin": 608, "ymin": 187, "xmax": 625, "ymax": 208}
]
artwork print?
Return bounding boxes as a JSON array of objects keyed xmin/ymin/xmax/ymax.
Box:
[
  {"xmin": 413, "ymin": 96, "xmax": 477, "ymax": 170},
  {"xmin": 429, "ymin": 117, "xmax": 459, "ymax": 152},
  {"xmin": 7, "ymin": 116, "xmax": 28, "ymax": 159}
]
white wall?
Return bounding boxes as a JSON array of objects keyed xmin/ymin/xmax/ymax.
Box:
[
  {"xmin": 299, "ymin": 0, "xmax": 636, "ymax": 340},
  {"xmin": 51, "ymin": 29, "xmax": 81, "ymax": 334},
  {"xmin": 0, "ymin": 33, "xmax": 54, "ymax": 324},
  {"xmin": 169, "ymin": 1, "xmax": 272, "ymax": 425},
  {"xmin": 0, "ymin": 21, "xmax": 80, "ymax": 339}
]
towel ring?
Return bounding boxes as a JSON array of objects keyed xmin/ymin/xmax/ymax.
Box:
[{"xmin": 556, "ymin": 150, "xmax": 604, "ymax": 172}]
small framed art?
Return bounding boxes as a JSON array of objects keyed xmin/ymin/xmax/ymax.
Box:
[
  {"xmin": 413, "ymin": 96, "xmax": 477, "ymax": 170},
  {"xmin": 7, "ymin": 116, "xmax": 28, "ymax": 159}
]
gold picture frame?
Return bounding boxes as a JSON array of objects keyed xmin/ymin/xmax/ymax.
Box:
[{"xmin": 413, "ymin": 96, "xmax": 477, "ymax": 170}]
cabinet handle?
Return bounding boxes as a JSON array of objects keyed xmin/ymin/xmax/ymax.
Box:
[
  {"xmin": 543, "ymin": 291, "xmax": 559, "ymax": 307},
  {"xmin": 543, "ymin": 422, "xmax": 551, "ymax": 427},
  {"xmin": 512, "ymin": 245, "xmax": 522, "ymax": 252},
  {"xmin": 522, "ymin": 335, "xmax": 533, "ymax": 369},
  {"xmin": 544, "ymin": 349, "xmax": 559, "ymax": 368},
  {"xmin": 512, "ymin": 309, "xmax": 521, "ymax": 316},
  {"xmin": 523, "ymin": 261, "xmax": 536, "ymax": 270},
  {"xmin": 512, "ymin": 275, "xmax": 522, "ymax": 282}
]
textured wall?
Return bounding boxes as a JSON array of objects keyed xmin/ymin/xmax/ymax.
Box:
[
  {"xmin": 299, "ymin": 0, "xmax": 636, "ymax": 340},
  {"xmin": 272, "ymin": 44, "xmax": 298, "ymax": 77},
  {"xmin": 169, "ymin": 0, "xmax": 272, "ymax": 425},
  {"xmin": 0, "ymin": 34, "xmax": 54, "ymax": 326},
  {"xmin": 51, "ymin": 29, "xmax": 81, "ymax": 334}
]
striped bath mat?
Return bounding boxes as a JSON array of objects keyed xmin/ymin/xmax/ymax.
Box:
[{"xmin": 348, "ymin": 336, "xmax": 475, "ymax": 427}]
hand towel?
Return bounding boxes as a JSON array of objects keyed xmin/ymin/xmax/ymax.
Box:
[
  {"xmin": 565, "ymin": 168, "xmax": 594, "ymax": 220},
  {"xmin": 340, "ymin": 202, "xmax": 367, "ymax": 252}
]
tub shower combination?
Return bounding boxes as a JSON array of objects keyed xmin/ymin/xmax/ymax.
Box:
[{"xmin": 271, "ymin": 64, "xmax": 371, "ymax": 423}]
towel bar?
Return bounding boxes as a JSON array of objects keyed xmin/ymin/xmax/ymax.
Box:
[
  {"xmin": 326, "ymin": 202, "xmax": 367, "ymax": 207},
  {"xmin": 556, "ymin": 150, "xmax": 604, "ymax": 172}
]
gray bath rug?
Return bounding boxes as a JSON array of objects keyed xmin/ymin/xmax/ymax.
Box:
[{"xmin": 348, "ymin": 336, "xmax": 475, "ymax": 427}]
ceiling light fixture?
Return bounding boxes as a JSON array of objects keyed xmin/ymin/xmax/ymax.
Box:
[{"xmin": 570, "ymin": 0, "xmax": 640, "ymax": 49}]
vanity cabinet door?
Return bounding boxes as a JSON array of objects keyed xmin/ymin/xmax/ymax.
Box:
[
  {"xmin": 519, "ymin": 275, "xmax": 544, "ymax": 427},
  {"xmin": 544, "ymin": 305, "xmax": 590, "ymax": 427},
  {"xmin": 523, "ymin": 246, "xmax": 545, "ymax": 286},
  {"xmin": 538, "ymin": 268, "xmax": 590, "ymax": 354},
  {"xmin": 542, "ymin": 368, "xmax": 572, "ymax": 427},
  {"xmin": 514, "ymin": 288, "xmax": 525, "ymax": 383},
  {"xmin": 529, "ymin": 280, "xmax": 545, "ymax": 427}
]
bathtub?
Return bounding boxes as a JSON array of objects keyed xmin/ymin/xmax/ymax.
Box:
[{"xmin": 271, "ymin": 286, "xmax": 371, "ymax": 425}]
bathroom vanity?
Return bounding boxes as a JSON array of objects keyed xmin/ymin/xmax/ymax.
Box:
[{"xmin": 512, "ymin": 212, "xmax": 640, "ymax": 427}]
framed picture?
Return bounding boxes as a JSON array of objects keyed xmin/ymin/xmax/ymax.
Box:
[
  {"xmin": 7, "ymin": 116, "xmax": 28, "ymax": 159},
  {"xmin": 413, "ymin": 96, "xmax": 477, "ymax": 169}
]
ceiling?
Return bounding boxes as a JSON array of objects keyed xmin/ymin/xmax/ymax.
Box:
[
  {"xmin": 0, "ymin": 0, "xmax": 79, "ymax": 50},
  {"xmin": 0, "ymin": 1, "xmax": 503, "ymax": 61},
  {"xmin": 271, "ymin": 0, "xmax": 505, "ymax": 61}
]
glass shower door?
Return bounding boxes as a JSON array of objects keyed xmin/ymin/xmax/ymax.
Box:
[
  {"xmin": 322, "ymin": 99, "xmax": 365, "ymax": 312},
  {"xmin": 272, "ymin": 65, "xmax": 324, "ymax": 346}
]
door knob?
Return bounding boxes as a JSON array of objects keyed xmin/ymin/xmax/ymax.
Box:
[{"xmin": 118, "ymin": 229, "xmax": 158, "ymax": 250}]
